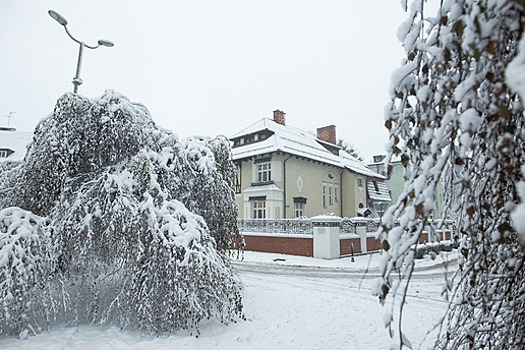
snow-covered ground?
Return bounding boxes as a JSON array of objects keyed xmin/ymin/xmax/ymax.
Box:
[{"xmin": 0, "ymin": 251, "xmax": 457, "ymax": 350}]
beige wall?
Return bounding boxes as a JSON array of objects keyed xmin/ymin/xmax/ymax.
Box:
[
  {"xmin": 282, "ymin": 156, "xmax": 341, "ymax": 218},
  {"xmin": 235, "ymin": 153, "xmax": 367, "ymax": 219},
  {"xmin": 341, "ymin": 170, "xmax": 368, "ymax": 218}
]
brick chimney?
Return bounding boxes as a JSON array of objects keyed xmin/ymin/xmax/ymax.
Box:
[
  {"xmin": 273, "ymin": 110, "xmax": 286, "ymax": 125},
  {"xmin": 317, "ymin": 125, "xmax": 337, "ymax": 144}
]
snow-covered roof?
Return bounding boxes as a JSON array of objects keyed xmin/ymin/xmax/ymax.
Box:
[
  {"xmin": 231, "ymin": 118, "xmax": 385, "ymax": 179},
  {"xmin": 366, "ymin": 155, "xmax": 402, "ymax": 167},
  {"xmin": 244, "ymin": 184, "xmax": 283, "ymax": 193},
  {"xmin": 0, "ymin": 127, "xmax": 33, "ymax": 162}
]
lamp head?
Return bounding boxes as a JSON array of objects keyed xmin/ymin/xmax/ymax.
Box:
[
  {"xmin": 48, "ymin": 10, "xmax": 68, "ymax": 26},
  {"xmin": 97, "ymin": 39, "xmax": 114, "ymax": 47}
]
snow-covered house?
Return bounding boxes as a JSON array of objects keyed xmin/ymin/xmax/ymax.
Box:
[
  {"xmin": 231, "ymin": 110, "xmax": 390, "ymax": 219},
  {"xmin": 0, "ymin": 127, "xmax": 33, "ymax": 162}
]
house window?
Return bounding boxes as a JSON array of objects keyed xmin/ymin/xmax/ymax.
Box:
[
  {"xmin": 251, "ymin": 199, "xmax": 266, "ymax": 219},
  {"xmin": 334, "ymin": 185, "xmax": 339, "ymax": 202},
  {"xmin": 328, "ymin": 184, "xmax": 333, "ymax": 206},
  {"xmin": 322, "ymin": 182, "xmax": 327, "ymax": 208},
  {"xmin": 294, "ymin": 203, "xmax": 305, "ymax": 217},
  {"xmin": 357, "ymin": 177, "xmax": 363, "ymax": 188},
  {"xmin": 256, "ymin": 162, "xmax": 272, "ymax": 183},
  {"xmin": 293, "ymin": 197, "xmax": 307, "ymax": 218},
  {"xmin": 0, "ymin": 150, "xmax": 7, "ymax": 158}
]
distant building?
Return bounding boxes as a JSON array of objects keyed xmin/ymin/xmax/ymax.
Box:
[
  {"xmin": 367, "ymin": 155, "xmax": 445, "ymax": 218},
  {"xmin": 231, "ymin": 110, "xmax": 390, "ymax": 219},
  {"xmin": 0, "ymin": 126, "xmax": 33, "ymax": 163}
]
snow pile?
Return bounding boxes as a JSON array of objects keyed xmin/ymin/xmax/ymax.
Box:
[{"xmin": 0, "ymin": 91, "xmax": 242, "ymax": 338}]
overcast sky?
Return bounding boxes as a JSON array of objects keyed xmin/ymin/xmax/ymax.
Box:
[{"xmin": 0, "ymin": 1, "xmax": 407, "ymax": 160}]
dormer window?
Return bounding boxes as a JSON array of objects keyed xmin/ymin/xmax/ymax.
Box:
[
  {"xmin": 0, "ymin": 150, "xmax": 7, "ymax": 158},
  {"xmin": 373, "ymin": 180, "xmax": 379, "ymax": 192},
  {"xmin": 373, "ymin": 155, "xmax": 386, "ymax": 163}
]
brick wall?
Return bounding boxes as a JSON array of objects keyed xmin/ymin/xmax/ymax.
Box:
[
  {"xmin": 242, "ymin": 231, "xmax": 454, "ymax": 257},
  {"xmin": 366, "ymin": 236, "xmax": 382, "ymax": 251},
  {"xmin": 340, "ymin": 237, "xmax": 362, "ymax": 255},
  {"xmin": 243, "ymin": 234, "xmax": 313, "ymax": 256}
]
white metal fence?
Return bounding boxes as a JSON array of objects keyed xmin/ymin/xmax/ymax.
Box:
[{"xmin": 237, "ymin": 218, "xmax": 457, "ymax": 236}]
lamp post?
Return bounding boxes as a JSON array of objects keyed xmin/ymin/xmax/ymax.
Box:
[
  {"xmin": 48, "ymin": 10, "xmax": 114, "ymax": 93},
  {"xmin": 373, "ymin": 201, "xmax": 389, "ymax": 225}
]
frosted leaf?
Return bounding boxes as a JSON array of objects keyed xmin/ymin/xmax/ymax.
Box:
[
  {"xmin": 511, "ymin": 178, "xmax": 525, "ymax": 245},
  {"xmin": 458, "ymin": 109, "xmax": 481, "ymax": 133},
  {"xmin": 383, "ymin": 311, "xmax": 393, "ymax": 328},
  {"xmin": 506, "ymin": 29, "xmax": 525, "ymax": 100},
  {"xmin": 401, "ymin": 331, "xmax": 413, "ymax": 349}
]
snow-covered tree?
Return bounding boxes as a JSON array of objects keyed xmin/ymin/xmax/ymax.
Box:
[
  {"xmin": 337, "ymin": 139, "xmax": 363, "ymax": 160},
  {"xmin": 377, "ymin": 1, "xmax": 525, "ymax": 348},
  {"xmin": 0, "ymin": 90, "xmax": 243, "ymax": 337}
]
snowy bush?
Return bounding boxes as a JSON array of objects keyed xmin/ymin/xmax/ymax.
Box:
[
  {"xmin": 413, "ymin": 240, "xmax": 457, "ymax": 260},
  {"xmin": 0, "ymin": 90, "xmax": 243, "ymax": 337},
  {"xmin": 0, "ymin": 208, "xmax": 57, "ymax": 337}
]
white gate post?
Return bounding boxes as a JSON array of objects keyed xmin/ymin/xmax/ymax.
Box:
[{"xmin": 312, "ymin": 215, "xmax": 341, "ymax": 259}]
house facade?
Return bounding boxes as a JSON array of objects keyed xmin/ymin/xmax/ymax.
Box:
[
  {"xmin": 0, "ymin": 127, "xmax": 33, "ymax": 163},
  {"xmin": 231, "ymin": 110, "xmax": 390, "ymax": 220}
]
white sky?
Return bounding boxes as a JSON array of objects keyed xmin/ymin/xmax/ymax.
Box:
[{"xmin": 0, "ymin": 1, "xmax": 407, "ymax": 161}]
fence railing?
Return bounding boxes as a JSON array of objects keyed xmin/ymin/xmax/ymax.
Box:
[
  {"xmin": 340, "ymin": 218, "xmax": 356, "ymax": 234},
  {"xmin": 238, "ymin": 218, "xmax": 381, "ymax": 235},
  {"xmin": 237, "ymin": 219, "xmax": 313, "ymax": 234},
  {"xmin": 238, "ymin": 218, "xmax": 457, "ymax": 236}
]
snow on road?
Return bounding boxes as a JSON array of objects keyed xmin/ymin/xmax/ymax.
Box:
[{"xmin": 0, "ymin": 251, "xmax": 456, "ymax": 350}]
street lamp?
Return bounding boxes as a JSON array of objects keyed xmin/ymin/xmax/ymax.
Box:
[{"xmin": 48, "ymin": 9, "xmax": 114, "ymax": 93}]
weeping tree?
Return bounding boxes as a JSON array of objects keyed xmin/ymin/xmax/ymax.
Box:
[
  {"xmin": 0, "ymin": 90, "xmax": 243, "ymax": 337},
  {"xmin": 377, "ymin": 1, "xmax": 525, "ymax": 348}
]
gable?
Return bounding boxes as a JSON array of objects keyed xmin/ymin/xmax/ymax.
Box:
[{"xmin": 0, "ymin": 129, "xmax": 33, "ymax": 162}]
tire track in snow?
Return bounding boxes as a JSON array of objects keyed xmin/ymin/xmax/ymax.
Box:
[{"xmin": 232, "ymin": 257, "xmax": 457, "ymax": 280}]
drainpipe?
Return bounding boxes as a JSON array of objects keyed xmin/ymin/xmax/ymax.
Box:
[
  {"xmin": 283, "ymin": 154, "xmax": 293, "ymax": 219},
  {"xmin": 340, "ymin": 169, "xmax": 344, "ymax": 217}
]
